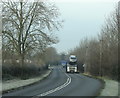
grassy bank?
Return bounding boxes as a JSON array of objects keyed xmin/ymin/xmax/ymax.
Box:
[
  {"xmin": 82, "ymin": 73, "xmax": 119, "ymax": 96},
  {"xmin": 2, "ymin": 63, "xmax": 48, "ymax": 81},
  {"xmin": 2, "ymin": 70, "xmax": 51, "ymax": 94}
]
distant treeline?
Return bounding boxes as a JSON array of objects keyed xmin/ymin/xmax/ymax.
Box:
[
  {"xmin": 2, "ymin": 47, "xmax": 60, "ymax": 80},
  {"xmin": 69, "ymin": 5, "xmax": 119, "ymax": 81}
]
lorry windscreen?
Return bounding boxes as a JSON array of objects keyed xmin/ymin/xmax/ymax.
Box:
[
  {"xmin": 69, "ymin": 62, "xmax": 77, "ymax": 65},
  {"xmin": 70, "ymin": 57, "xmax": 76, "ymax": 59}
]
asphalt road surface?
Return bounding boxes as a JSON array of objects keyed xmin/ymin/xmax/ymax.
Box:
[{"xmin": 3, "ymin": 66, "xmax": 103, "ymax": 97}]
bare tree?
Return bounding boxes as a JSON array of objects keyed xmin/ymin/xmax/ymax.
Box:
[
  {"xmin": 99, "ymin": 6, "xmax": 118, "ymax": 78},
  {"xmin": 69, "ymin": 4, "xmax": 119, "ymax": 79},
  {"xmin": 2, "ymin": 1, "xmax": 61, "ymax": 67},
  {"xmin": 43, "ymin": 47, "xmax": 60, "ymax": 65}
]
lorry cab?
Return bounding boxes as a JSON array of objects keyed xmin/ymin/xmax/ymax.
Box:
[{"xmin": 69, "ymin": 55, "xmax": 77, "ymax": 62}]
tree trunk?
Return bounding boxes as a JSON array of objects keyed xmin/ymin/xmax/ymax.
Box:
[
  {"xmin": 20, "ymin": 53, "xmax": 25, "ymax": 77},
  {"xmin": 21, "ymin": 53, "xmax": 24, "ymax": 67}
]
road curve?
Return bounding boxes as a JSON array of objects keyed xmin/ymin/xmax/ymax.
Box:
[{"xmin": 3, "ymin": 66, "xmax": 103, "ymax": 97}]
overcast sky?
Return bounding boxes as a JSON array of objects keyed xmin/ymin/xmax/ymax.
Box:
[
  {"xmin": 1, "ymin": 0, "xmax": 119, "ymax": 53},
  {"xmin": 51, "ymin": 0, "xmax": 119, "ymax": 54}
]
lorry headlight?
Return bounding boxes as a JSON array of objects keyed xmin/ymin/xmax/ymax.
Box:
[
  {"xmin": 67, "ymin": 67, "xmax": 70, "ymax": 71},
  {"xmin": 75, "ymin": 67, "xmax": 77, "ymax": 72}
]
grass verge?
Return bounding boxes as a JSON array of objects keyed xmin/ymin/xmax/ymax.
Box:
[
  {"xmin": 2, "ymin": 70, "xmax": 52, "ymax": 94},
  {"xmin": 82, "ymin": 73, "xmax": 119, "ymax": 97}
]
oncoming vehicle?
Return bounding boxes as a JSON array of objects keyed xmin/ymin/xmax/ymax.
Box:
[{"xmin": 66, "ymin": 55, "xmax": 79, "ymax": 73}]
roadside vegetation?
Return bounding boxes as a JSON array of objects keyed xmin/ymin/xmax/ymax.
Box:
[
  {"xmin": 2, "ymin": 1, "xmax": 62, "ymax": 80},
  {"xmin": 2, "ymin": 0, "xmax": 119, "ymax": 88},
  {"xmin": 69, "ymin": 5, "xmax": 119, "ymax": 81},
  {"xmin": 69, "ymin": 4, "xmax": 119, "ymax": 95},
  {"xmin": 99, "ymin": 77, "xmax": 118, "ymax": 96}
]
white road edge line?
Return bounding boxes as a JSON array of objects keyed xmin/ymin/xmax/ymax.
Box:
[{"xmin": 36, "ymin": 72, "xmax": 71, "ymax": 96}]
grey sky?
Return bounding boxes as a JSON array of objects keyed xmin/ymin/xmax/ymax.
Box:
[{"xmin": 51, "ymin": 0, "xmax": 118, "ymax": 54}]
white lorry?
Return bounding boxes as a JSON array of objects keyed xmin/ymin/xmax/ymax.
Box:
[{"xmin": 66, "ymin": 55, "xmax": 79, "ymax": 73}]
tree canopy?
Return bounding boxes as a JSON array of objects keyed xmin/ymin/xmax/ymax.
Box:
[{"xmin": 2, "ymin": 1, "xmax": 62, "ymax": 66}]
